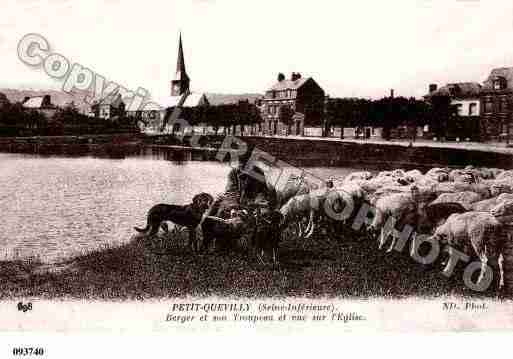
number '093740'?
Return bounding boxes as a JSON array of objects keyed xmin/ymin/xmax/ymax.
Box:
[{"xmin": 12, "ymin": 347, "xmax": 45, "ymax": 356}]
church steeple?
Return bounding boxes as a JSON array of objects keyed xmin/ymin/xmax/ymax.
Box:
[{"xmin": 171, "ymin": 32, "xmax": 190, "ymax": 96}]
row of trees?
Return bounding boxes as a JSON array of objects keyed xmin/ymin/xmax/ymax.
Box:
[
  {"xmin": 162, "ymin": 101, "xmax": 262, "ymax": 135},
  {"xmin": 325, "ymin": 96, "xmax": 458, "ymax": 140},
  {"xmin": 0, "ymin": 90, "xmax": 463, "ymax": 141},
  {"xmin": 159, "ymin": 96, "xmax": 459, "ymax": 140},
  {"xmin": 0, "ymin": 93, "xmax": 139, "ymax": 137}
]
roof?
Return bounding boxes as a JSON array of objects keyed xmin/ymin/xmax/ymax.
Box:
[
  {"xmin": 97, "ymin": 93, "xmax": 124, "ymax": 107},
  {"xmin": 158, "ymin": 92, "xmax": 209, "ymax": 108},
  {"xmin": 269, "ymin": 77, "xmax": 310, "ymax": 91},
  {"xmin": 22, "ymin": 95, "xmax": 54, "ymax": 109},
  {"xmin": 427, "ymin": 82, "xmax": 481, "ymax": 99},
  {"xmin": 483, "ymin": 67, "xmax": 513, "ymax": 90},
  {"xmin": 205, "ymin": 93, "xmax": 263, "ymax": 106},
  {"xmin": 22, "ymin": 97, "xmax": 45, "ymax": 108}
]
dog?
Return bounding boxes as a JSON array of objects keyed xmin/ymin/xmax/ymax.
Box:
[
  {"xmin": 252, "ymin": 208, "xmax": 284, "ymax": 266},
  {"xmin": 134, "ymin": 192, "xmax": 214, "ymax": 252},
  {"xmin": 201, "ymin": 208, "xmax": 256, "ymax": 252}
]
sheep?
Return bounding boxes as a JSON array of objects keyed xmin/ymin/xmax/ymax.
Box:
[
  {"xmin": 490, "ymin": 198, "xmax": 513, "ymax": 224},
  {"xmin": 405, "ymin": 169, "xmax": 423, "ymax": 180},
  {"xmin": 472, "ymin": 194, "xmax": 513, "ymax": 212},
  {"xmin": 432, "ymin": 182, "xmax": 491, "ymax": 199},
  {"xmin": 476, "ymin": 167, "xmax": 498, "ymax": 180},
  {"xmin": 359, "ymin": 178, "xmax": 396, "ymax": 198},
  {"xmin": 496, "ymin": 170, "xmax": 513, "ymax": 182},
  {"xmin": 472, "ymin": 197, "xmax": 502, "ymax": 212},
  {"xmin": 425, "ymin": 167, "xmax": 450, "ymax": 182},
  {"xmin": 428, "ymin": 211, "xmax": 506, "ymax": 291},
  {"xmin": 368, "ymin": 186, "xmax": 425, "ymax": 252},
  {"xmin": 449, "ymin": 169, "xmax": 479, "ymax": 184},
  {"xmin": 323, "ymin": 183, "xmax": 367, "ymax": 237},
  {"xmin": 344, "ymin": 171, "xmax": 373, "ymax": 184},
  {"xmin": 424, "ymin": 202, "xmax": 468, "ymax": 228},
  {"xmin": 430, "ymin": 191, "xmax": 483, "ymax": 210},
  {"xmin": 488, "ymin": 181, "xmax": 513, "ymax": 197}
]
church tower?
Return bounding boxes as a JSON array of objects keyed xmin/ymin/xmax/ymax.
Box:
[{"xmin": 171, "ymin": 33, "xmax": 190, "ymax": 96}]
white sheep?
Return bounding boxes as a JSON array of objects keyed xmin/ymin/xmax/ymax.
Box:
[
  {"xmin": 430, "ymin": 191, "xmax": 483, "ymax": 210},
  {"xmin": 429, "ymin": 211, "xmax": 505, "ymax": 291},
  {"xmin": 369, "ymin": 186, "xmax": 423, "ymax": 252}
]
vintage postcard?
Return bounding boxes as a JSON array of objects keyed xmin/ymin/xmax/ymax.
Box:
[{"xmin": 2, "ymin": 0, "xmax": 513, "ymax": 355}]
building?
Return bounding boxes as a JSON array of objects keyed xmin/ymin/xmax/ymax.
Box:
[
  {"xmin": 481, "ymin": 67, "xmax": 513, "ymax": 141},
  {"xmin": 90, "ymin": 93, "xmax": 126, "ymax": 120},
  {"xmin": 170, "ymin": 33, "xmax": 190, "ymax": 97},
  {"xmin": 342, "ymin": 126, "xmax": 383, "ymax": 139},
  {"xmin": 261, "ymin": 72, "xmax": 325, "ymax": 136},
  {"xmin": 426, "ymin": 83, "xmax": 481, "ymax": 117},
  {"xmin": 156, "ymin": 33, "xmax": 210, "ymax": 133},
  {"xmin": 22, "ymin": 95, "xmax": 58, "ymax": 118},
  {"xmin": 424, "ymin": 82, "xmax": 481, "ymax": 140}
]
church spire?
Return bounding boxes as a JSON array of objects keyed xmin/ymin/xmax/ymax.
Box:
[
  {"xmin": 176, "ymin": 32, "xmax": 187, "ymax": 79},
  {"xmin": 171, "ymin": 32, "xmax": 190, "ymax": 96}
]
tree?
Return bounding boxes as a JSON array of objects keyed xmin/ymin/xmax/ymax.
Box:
[
  {"xmin": 325, "ymin": 98, "xmax": 370, "ymax": 138},
  {"xmin": 279, "ymin": 105, "xmax": 294, "ymax": 135},
  {"xmin": 429, "ymin": 95, "xmax": 457, "ymax": 141},
  {"xmin": 0, "ymin": 92, "xmax": 10, "ymax": 109}
]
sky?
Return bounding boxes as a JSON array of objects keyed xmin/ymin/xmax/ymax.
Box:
[{"xmin": 2, "ymin": 0, "xmax": 513, "ymax": 100}]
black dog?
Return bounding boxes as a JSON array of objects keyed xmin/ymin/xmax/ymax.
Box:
[
  {"xmin": 252, "ymin": 209, "xmax": 284, "ymax": 265},
  {"xmin": 201, "ymin": 208, "xmax": 254, "ymax": 252},
  {"xmin": 134, "ymin": 192, "xmax": 214, "ymax": 251}
]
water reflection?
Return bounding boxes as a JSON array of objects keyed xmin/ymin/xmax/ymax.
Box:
[{"xmin": 0, "ymin": 152, "xmax": 360, "ymax": 263}]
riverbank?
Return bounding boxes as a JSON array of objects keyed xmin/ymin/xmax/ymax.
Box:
[
  {"xmin": 0, "ymin": 228, "xmax": 495, "ymax": 300},
  {"xmin": 2, "ymin": 133, "xmax": 513, "ymax": 168},
  {"xmin": 240, "ymin": 136, "xmax": 513, "ymax": 169},
  {"xmin": 0, "ymin": 133, "xmax": 144, "ymax": 157}
]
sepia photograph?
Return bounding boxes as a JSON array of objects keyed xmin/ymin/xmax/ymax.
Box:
[{"xmin": 2, "ymin": 1, "xmax": 513, "ymax": 349}]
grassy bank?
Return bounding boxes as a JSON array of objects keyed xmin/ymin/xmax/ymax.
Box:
[{"xmin": 0, "ymin": 229, "xmax": 496, "ymax": 300}]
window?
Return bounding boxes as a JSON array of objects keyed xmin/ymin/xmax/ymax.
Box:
[
  {"xmin": 484, "ymin": 100, "xmax": 493, "ymax": 113},
  {"xmin": 501, "ymin": 97, "xmax": 508, "ymax": 113},
  {"xmin": 454, "ymin": 104, "xmax": 463, "ymax": 116},
  {"xmin": 493, "ymin": 77, "xmax": 507, "ymax": 90},
  {"xmin": 469, "ymin": 103, "xmax": 477, "ymax": 116}
]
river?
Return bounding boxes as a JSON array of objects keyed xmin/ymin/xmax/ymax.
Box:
[{"xmin": 0, "ymin": 152, "xmax": 364, "ymax": 263}]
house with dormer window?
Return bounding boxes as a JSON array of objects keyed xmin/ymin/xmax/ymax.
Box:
[
  {"xmin": 22, "ymin": 94, "xmax": 58, "ymax": 118},
  {"xmin": 424, "ymin": 82, "xmax": 481, "ymax": 140},
  {"xmin": 261, "ymin": 72, "xmax": 325, "ymax": 136},
  {"xmin": 481, "ymin": 67, "xmax": 513, "ymax": 140}
]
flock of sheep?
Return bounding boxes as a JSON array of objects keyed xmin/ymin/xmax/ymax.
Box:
[{"xmin": 302, "ymin": 165, "xmax": 513, "ymax": 293}]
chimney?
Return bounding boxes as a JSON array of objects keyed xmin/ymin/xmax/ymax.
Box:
[
  {"xmin": 42, "ymin": 95, "xmax": 51, "ymax": 108},
  {"xmin": 390, "ymin": 89, "xmax": 394, "ymax": 98},
  {"xmin": 429, "ymin": 84, "xmax": 438, "ymax": 93},
  {"xmin": 277, "ymin": 73, "xmax": 285, "ymax": 82},
  {"xmin": 291, "ymin": 72, "xmax": 302, "ymax": 81}
]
